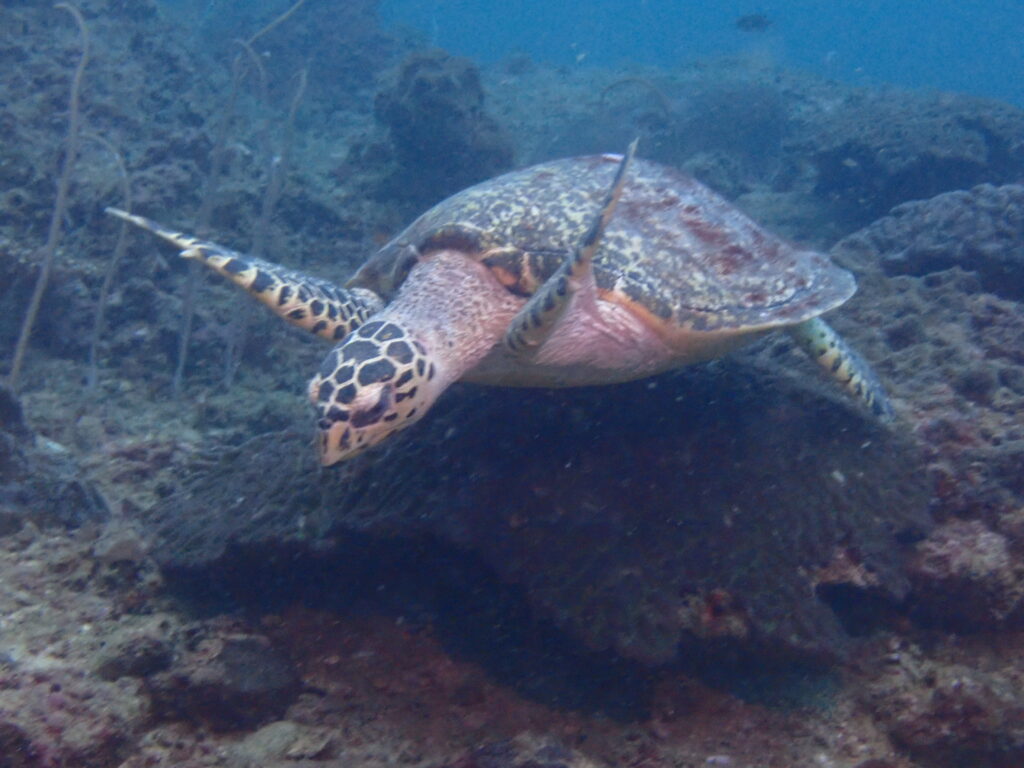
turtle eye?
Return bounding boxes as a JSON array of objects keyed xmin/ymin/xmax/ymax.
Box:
[{"xmin": 350, "ymin": 384, "xmax": 392, "ymax": 428}]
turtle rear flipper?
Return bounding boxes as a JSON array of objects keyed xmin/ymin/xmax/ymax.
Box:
[
  {"xmin": 789, "ymin": 317, "xmax": 894, "ymax": 421},
  {"xmin": 106, "ymin": 208, "xmax": 382, "ymax": 342},
  {"xmin": 503, "ymin": 139, "xmax": 638, "ymax": 353}
]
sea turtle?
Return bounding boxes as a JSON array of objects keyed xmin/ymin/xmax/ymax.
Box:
[{"xmin": 108, "ymin": 141, "xmax": 892, "ymax": 466}]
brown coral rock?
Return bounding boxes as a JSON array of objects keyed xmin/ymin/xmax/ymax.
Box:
[
  {"xmin": 862, "ymin": 651, "xmax": 1024, "ymax": 767},
  {"xmin": 148, "ymin": 626, "xmax": 300, "ymax": 732},
  {"xmin": 907, "ymin": 519, "xmax": 1024, "ymax": 627},
  {"xmin": 374, "ymin": 49, "xmax": 514, "ymax": 205}
]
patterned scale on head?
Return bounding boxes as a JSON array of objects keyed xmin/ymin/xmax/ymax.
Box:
[{"xmin": 308, "ymin": 319, "xmax": 437, "ymax": 465}]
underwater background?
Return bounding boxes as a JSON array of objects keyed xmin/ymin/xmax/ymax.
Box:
[
  {"xmin": 178, "ymin": 0, "xmax": 1024, "ymax": 103},
  {"xmin": 1, "ymin": 1, "xmax": 1024, "ymax": 766}
]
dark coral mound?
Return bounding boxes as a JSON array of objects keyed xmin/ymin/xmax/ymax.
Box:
[
  {"xmin": 371, "ymin": 49, "xmax": 515, "ymax": 205},
  {"xmin": 147, "ymin": 623, "xmax": 300, "ymax": 732},
  {"xmin": 859, "ymin": 640, "xmax": 1024, "ymax": 768},
  {"xmin": 0, "ymin": 386, "xmax": 108, "ymax": 531},
  {"xmin": 848, "ymin": 183, "xmax": 1024, "ymax": 301},
  {"xmin": 806, "ymin": 91, "xmax": 1024, "ymax": 226},
  {"xmin": 144, "ymin": 360, "xmax": 929, "ymax": 667},
  {"xmin": 831, "ymin": 183, "xmax": 1024, "ymax": 631}
]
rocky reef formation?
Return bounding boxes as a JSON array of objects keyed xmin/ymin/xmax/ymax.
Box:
[
  {"xmin": 4, "ymin": 1, "xmax": 1024, "ymax": 764},
  {"xmin": 0, "ymin": 519, "xmax": 304, "ymax": 765},
  {"xmin": 515, "ymin": 67, "xmax": 1024, "ymax": 239},
  {"xmin": 342, "ymin": 49, "xmax": 515, "ymax": 210},
  {"xmin": 0, "ymin": 386, "xmax": 108, "ymax": 531},
  {"xmin": 848, "ymin": 183, "xmax": 1024, "ymax": 301},
  {"xmin": 855, "ymin": 635, "xmax": 1024, "ymax": 768},
  {"xmin": 143, "ymin": 359, "xmax": 929, "ymax": 668},
  {"xmin": 804, "ymin": 92, "xmax": 1024, "ymax": 226},
  {"xmin": 830, "ymin": 183, "xmax": 1024, "ymax": 637}
]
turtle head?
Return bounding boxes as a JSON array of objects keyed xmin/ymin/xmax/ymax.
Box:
[{"xmin": 309, "ymin": 319, "xmax": 441, "ymax": 466}]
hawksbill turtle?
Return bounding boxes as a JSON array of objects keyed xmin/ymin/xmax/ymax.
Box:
[{"xmin": 108, "ymin": 141, "xmax": 892, "ymax": 465}]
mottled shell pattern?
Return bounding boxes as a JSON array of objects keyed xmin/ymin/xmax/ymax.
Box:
[{"xmin": 349, "ymin": 154, "xmax": 854, "ymax": 334}]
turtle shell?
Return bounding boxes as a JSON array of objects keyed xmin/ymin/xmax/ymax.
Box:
[{"xmin": 348, "ymin": 154, "xmax": 854, "ymax": 333}]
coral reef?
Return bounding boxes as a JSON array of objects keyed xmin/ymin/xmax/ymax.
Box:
[
  {"xmin": 0, "ymin": 524, "xmax": 158, "ymax": 766},
  {"xmin": 0, "ymin": 519, "xmax": 922, "ymax": 767},
  {"xmin": 821, "ymin": 183, "xmax": 1024, "ymax": 647},
  {"xmin": 494, "ymin": 65, "xmax": 1024, "ymax": 241},
  {"xmin": 3, "ymin": 0, "xmax": 1024, "ymax": 765},
  {"xmin": 856, "ymin": 638, "xmax": 1024, "ymax": 767},
  {"xmin": 142, "ymin": 359, "xmax": 929, "ymax": 667},
  {"xmin": 430, "ymin": 735, "xmax": 599, "ymax": 768},
  {"xmin": 831, "ymin": 184, "xmax": 1024, "ymax": 535},
  {"xmin": 847, "ymin": 183, "xmax": 1024, "ymax": 301},
  {"xmin": 0, "ymin": 0, "xmax": 380, "ymax": 391},
  {"xmin": 146, "ymin": 620, "xmax": 300, "ymax": 731},
  {"xmin": 346, "ymin": 48, "xmax": 515, "ymax": 209},
  {"xmin": 906, "ymin": 519, "xmax": 1023, "ymax": 628},
  {"xmin": 0, "ymin": 386, "xmax": 108, "ymax": 530},
  {"xmin": 803, "ymin": 91, "xmax": 1024, "ymax": 226},
  {"xmin": 190, "ymin": 0, "xmax": 394, "ymax": 102},
  {"xmin": 7, "ymin": 2, "xmax": 89, "ymax": 391}
]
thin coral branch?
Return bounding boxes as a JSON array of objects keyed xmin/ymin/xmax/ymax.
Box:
[
  {"xmin": 173, "ymin": 38, "xmax": 250, "ymax": 398},
  {"xmin": 8, "ymin": 3, "xmax": 89, "ymax": 391},
  {"xmin": 232, "ymin": 37, "xmax": 269, "ymax": 105},
  {"xmin": 247, "ymin": 0, "xmax": 308, "ymax": 47},
  {"xmin": 252, "ymin": 66, "xmax": 306, "ymax": 258},
  {"xmin": 85, "ymin": 134, "xmax": 131, "ymax": 396},
  {"xmin": 225, "ymin": 67, "xmax": 307, "ymax": 388},
  {"xmin": 233, "ymin": 38, "xmax": 272, "ymax": 166},
  {"xmin": 599, "ymin": 77, "xmax": 674, "ymax": 118},
  {"xmin": 175, "ymin": 0, "xmax": 308, "ymax": 395}
]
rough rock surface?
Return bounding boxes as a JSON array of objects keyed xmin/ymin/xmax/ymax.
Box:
[
  {"xmin": 4, "ymin": 0, "xmax": 1024, "ymax": 764},
  {"xmin": 804, "ymin": 91, "xmax": 1024, "ymax": 225},
  {"xmin": 0, "ymin": 386, "xmax": 108, "ymax": 531},
  {"xmin": 905, "ymin": 519, "xmax": 1024, "ymax": 628},
  {"xmin": 147, "ymin": 619, "xmax": 301, "ymax": 731},
  {"xmin": 143, "ymin": 360, "xmax": 929, "ymax": 667},
  {"xmin": 372, "ymin": 49, "xmax": 515, "ymax": 206},
  {"xmin": 857, "ymin": 639, "xmax": 1024, "ymax": 767},
  {"xmin": 829, "ymin": 183, "xmax": 1024, "ymax": 635},
  {"xmin": 430, "ymin": 734, "xmax": 600, "ymax": 768},
  {"xmin": 851, "ymin": 183, "xmax": 1024, "ymax": 301},
  {"xmin": 0, "ymin": 525, "xmax": 159, "ymax": 767},
  {"xmin": 0, "ymin": 524, "xmax": 933, "ymax": 768}
]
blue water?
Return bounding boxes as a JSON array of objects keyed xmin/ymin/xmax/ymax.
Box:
[
  {"xmin": 164, "ymin": 1, "xmax": 1024, "ymax": 105},
  {"xmin": 378, "ymin": 0, "xmax": 1024, "ymax": 106}
]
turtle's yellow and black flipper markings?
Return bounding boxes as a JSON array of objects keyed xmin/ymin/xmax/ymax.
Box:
[
  {"xmin": 503, "ymin": 139, "xmax": 638, "ymax": 353},
  {"xmin": 789, "ymin": 317, "xmax": 894, "ymax": 421},
  {"xmin": 105, "ymin": 208, "xmax": 383, "ymax": 342}
]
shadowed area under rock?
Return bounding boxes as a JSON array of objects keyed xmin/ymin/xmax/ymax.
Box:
[{"xmin": 143, "ymin": 357, "xmax": 930, "ymax": 667}]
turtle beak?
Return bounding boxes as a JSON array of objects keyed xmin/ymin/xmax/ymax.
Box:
[
  {"xmin": 313, "ymin": 381, "xmax": 399, "ymax": 466},
  {"xmin": 317, "ymin": 421, "xmax": 366, "ymax": 468},
  {"xmin": 317, "ymin": 422, "xmax": 351, "ymax": 466}
]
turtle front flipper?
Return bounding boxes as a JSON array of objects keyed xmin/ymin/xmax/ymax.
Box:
[
  {"xmin": 789, "ymin": 317, "xmax": 894, "ymax": 421},
  {"xmin": 106, "ymin": 208, "xmax": 383, "ymax": 342},
  {"xmin": 503, "ymin": 139, "xmax": 638, "ymax": 353}
]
